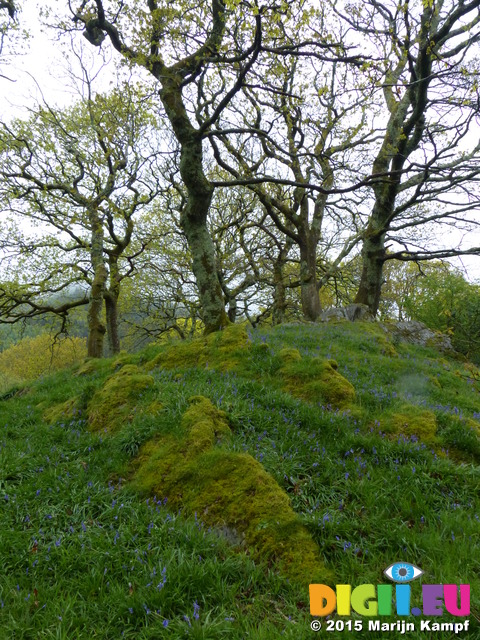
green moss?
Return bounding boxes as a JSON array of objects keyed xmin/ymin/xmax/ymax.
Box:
[
  {"xmin": 43, "ymin": 397, "xmax": 80, "ymax": 424},
  {"xmin": 281, "ymin": 358, "xmax": 355, "ymax": 409},
  {"xmin": 356, "ymin": 322, "xmax": 398, "ymax": 357},
  {"xmin": 147, "ymin": 339, "xmax": 207, "ymax": 371},
  {"xmin": 73, "ymin": 357, "xmax": 115, "ymax": 377},
  {"xmin": 380, "ymin": 405, "xmax": 438, "ymax": 442},
  {"xmin": 133, "ymin": 396, "xmax": 330, "ymax": 585},
  {"xmin": 88, "ymin": 365, "xmax": 155, "ymax": 432},
  {"xmin": 147, "ymin": 324, "xmax": 251, "ymax": 373},
  {"xmin": 277, "ymin": 347, "xmax": 302, "ymax": 364}
]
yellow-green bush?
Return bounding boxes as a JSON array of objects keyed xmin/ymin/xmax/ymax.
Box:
[{"xmin": 0, "ymin": 334, "xmax": 87, "ymax": 381}]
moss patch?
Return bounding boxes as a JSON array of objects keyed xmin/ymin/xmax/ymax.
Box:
[
  {"xmin": 43, "ymin": 397, "xmax": 81, "ymax": 424},
  {"xmin": 88, "ymin": 365, "xmax": 155, "ymax": 432},
  {"xmin": 380, "ymin": 405, "xmax": 438, "ymax": 443},
  {"xmin": 281, "ymin": 357, "xmax": 355, "ymax": 409},
  {"xmin": 147, "ymin": 324, "xmax": 250, "ymax": 373},
  {"xmin": 133, "ymin": 396, "xmax": 330, "ymax": 585},
  {"xmin": 277, "ymin": 347, "xmax": 302, "ymax": 364},
  {"xmin": 74, "ymin": 358, "xmax": 110, "ymax": 377}
]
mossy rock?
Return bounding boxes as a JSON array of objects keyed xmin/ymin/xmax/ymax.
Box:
[
  {"xmin": 74, "ymin": 358, "xmax": 108, "ymax": 377},
  {"xmin": 43, "ymin": 397, "xmax": 81, "ymax": 424},
  {"xmin": 380, "ymin": 405, "xmax": 438, "ymax": 442},
  {"xmin": 147, "ymin": 324, "xmax": 251, "ymax": 373},
  {"xmin": 147, "ymin": 339, "xmax": 207, "ymax": 371},
  {"xmin": 133, "ymin": 396, "xmax": 330, "ymax": 586},
  {"xmin": 278, "ymin": 347, "xmax": 302, "ymax": 364},
  {"xmin": 111, "ymin": 352, "xmax": 142, "ymax": 370},
  {"xmin": 281, "ymin": 358, "xmax": 355, "ymax": 409},
  {"xmin": 88, "ymin": 365, "xmax": 155, "ymax": 432}
]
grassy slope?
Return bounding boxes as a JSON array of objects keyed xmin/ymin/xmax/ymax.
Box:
[{"xmin": 0, "ymin": 321, "xmax": 479, "ymax": 639}]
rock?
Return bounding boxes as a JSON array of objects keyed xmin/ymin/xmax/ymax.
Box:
[
  {"xmin": 319, "ymin": 308, "xmax": 347, "ymax": 322},
  {"xmin": 380, "ymin": 320, "xmax": 454, "ymax": 353},
  {"xmin": 344, "ymin": 303, "xmax": 374, "ymax": 322},
  {"xmin": 319, "ymin": 304, "xmax": 374, "ymax": 323}
]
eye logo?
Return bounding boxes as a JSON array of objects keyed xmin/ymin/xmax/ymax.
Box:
[{"xmin": 384, "ymin": 562, "xmax": 423, "ymax": 583}]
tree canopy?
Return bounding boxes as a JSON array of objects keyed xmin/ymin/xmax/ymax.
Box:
[{"xmin": 0, "ymin": 0, "xmax": 479, "ymax": 354}]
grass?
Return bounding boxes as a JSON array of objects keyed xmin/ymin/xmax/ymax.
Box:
[{"xmin": 0, "ymin": 321, "xmax": 479, "ymax": 638}]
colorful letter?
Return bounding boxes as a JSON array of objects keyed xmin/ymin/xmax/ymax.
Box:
[
  {"xmin": 378, "ymin": 584, "xmax": 392, "ymax": 616},
  {"xmin": 444, "ymin": 585, "xmax": 470, "ymax": 616},
  {"xmin": 309, "ymin": 585, "xmax": 336, "ymax": 616},
  {"xmin": 351, "ymin": 584, "xmax": 378, "ymax": 616},
  {"xmin": 396, "ymin": 584, "xmax": 411, "ymax": 615},
  {"xmin": 336, "ymin": 585, "xmax": 351, "ymax": 616},
  {"xmin": 422, "ymin": 584, "xmax": 444, "ymax": 616}
]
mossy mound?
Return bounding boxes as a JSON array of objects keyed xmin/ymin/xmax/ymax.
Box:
[
  {"xmin": 277, "ymin": 347, "xmax": 302, "ymax": 364},
  {"xmin": 88, "ymin": 365, "xmax": 155, "ymax": 432},
  {"xmin": 133, "ymin": 396, "xmax": 330, "ymax": 585},
  {"xmin": 74, "ymin": 358, "xmax": 108, "ymax": 377},
  {"xmin": 147, "ymin": 324, "xmax": 250, "ymax": 373},
  {"xmin": 281, "ymin": 357, "xmax": 355, "ymax": 409},
  {"xmin": 380, "ymin": 405, "xmax": 438, "ymax": 442},
  {"xmin": 43, "ymin": 397, "xmax": 81, "ymax": 424}
]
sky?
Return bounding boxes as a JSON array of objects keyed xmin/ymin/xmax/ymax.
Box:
[{"xmin": 1, "ymin": 2, "xmax": 480, "ymax": 284}]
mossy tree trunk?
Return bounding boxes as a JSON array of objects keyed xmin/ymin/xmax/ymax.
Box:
[
  {"xmin": 87, "ymin": 210, "xmax": 107, "ymax": 358},
  {"xmin": 299, "ymin": 231, "xmax": 322, "ymax": 322},
  {"xmin": 160, "ymin": 75, "xmax": 229, "ymax": 334},
  {"xmin": 272, "ymin": 247, "xmax": 290, "ymax": 325},
  {"xmin": 104, "ymin": 253, "xmax": 121, "ymax": 355},
  {"xmin": 76, "ymin": 1, "xmax": 240, "ymax": 335},
  {"xmin": 354, "ymin": 226, "xmax": 386, "ymax": 315}
]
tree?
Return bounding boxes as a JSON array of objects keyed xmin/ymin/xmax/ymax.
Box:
[
  {"xmin": 0, "ymin": 81, "xmax": 161, "ymax": 356},
  {"xmin": 207, "ymin": 26, "xmax": 373, "ymax": 321},
  {"xmin": 394, "ymin": 261, "xmax": 480, "ymax": 362},
  {"xmin": 0, "ymin": 0, "xmax": 21, "ymax": 81},
  {"xmin": 67, "ymin": 0, "xmax": 266, "ymax": 333},
  {"xmin": 333, "ymin": 0, "xmax": 480, "ymax": 314},
  {"xmin": 67, "ymin": 0, "xmax": 359, "ymax": 331}
]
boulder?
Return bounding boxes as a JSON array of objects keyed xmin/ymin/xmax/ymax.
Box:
[
  {"xmin": 319, "ymin": 303, "xmax": 374, "ymax": 323},
  {"xmin": 380, "ymin": 320, "xmax": 454, "ymax": 353}
]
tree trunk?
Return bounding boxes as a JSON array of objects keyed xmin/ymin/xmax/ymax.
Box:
[
  {"xmin": 181, "ymin": 201, "xmax": 229, "ymax": 334},
  {"xmin": 272, "ymin": 241, "xmax": 292, "ymax": 325},
  {"xmin": 299, "ymin": 237, "xmax": 321, "ymax": 322},
  {"xmin": 272, "ymin": 262, "xmax": 287, "ymax": 325},
  {"xmin": 87, "ymin": 211, "xmax": 107, "ymax": 358},
  {"xmin": 105, "ymin": 293, "xmax": 120, "ymax": 355},
  {"xmin": 104, "ymin": 255, "xmax": 121, "ymax": 355},
  {"xmin": 354, "ymin": 232, "xmax": 386, "ymax": 316},
  {"xmin": 160, "ymin": 77, "xmax": 228, "ymax": 335}
]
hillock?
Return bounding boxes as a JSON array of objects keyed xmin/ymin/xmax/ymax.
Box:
[{"xmin": 0, "ymin": 322, "xmax": 478, "ymax": 638}]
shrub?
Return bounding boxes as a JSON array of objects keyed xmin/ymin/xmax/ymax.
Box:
[{"xmin": 0, "ymin": 333, "xmax": 86, "ymax": 381}]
